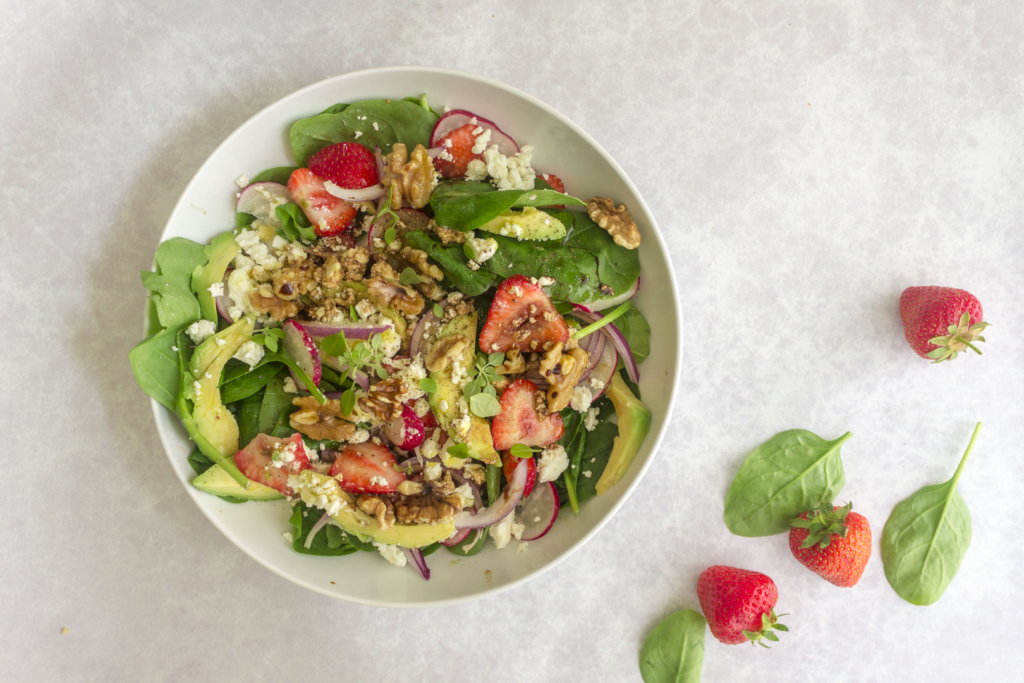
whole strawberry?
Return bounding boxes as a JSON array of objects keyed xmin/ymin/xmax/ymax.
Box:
[
  {"xmin": 789, "ymin": 503, "xmax": 871, "ymax": 587},
  {"xmin": 899, "ymin": 286, "xmax": 989, "ymax": 363},
  {"xmin": 308, "ymin": 142, "xmax": 379, "ymax": 189},
  {"xmin": 697, "ymin": 566, "xmax": 787, "ymax": 646}
]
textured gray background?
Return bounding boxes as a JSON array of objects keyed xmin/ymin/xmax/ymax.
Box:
[{"xmin": 3, "ymin": 1, "xmax": 1023, "ymax": 681}]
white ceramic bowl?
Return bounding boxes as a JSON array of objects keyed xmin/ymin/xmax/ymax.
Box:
[{"xmin": 152, "ymin": 66, "xmax": 681, "ymax": 607}]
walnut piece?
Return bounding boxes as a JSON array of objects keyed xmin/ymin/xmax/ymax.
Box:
[
  {"xmin": 430, "ymin": 219, "xmax": 467, "ymax": 245},
  {"xmin": 462, "ymin": 463, "xmax": 487, "ymax": 486},
  {"xmin": 586, "ymin": 196, "xmax": 641, "ymax": 249},
  {"xmin": 425, "ymin": 334, "xmax": 470, "ymax": 373},
  {"xmin": 394, "ymin": 473, "xmax": 463, "ymax": 525},
  {"xmin": 358, "ymin": 378, "xmax": 405, "ymax": 422},
  {"xmin": 356, "ymin": 495, "xmax": 395, "ymax": 530},
  {"xmin": 546, "ymin": 347, "xmax": 590, "ymax": 412},
  {"xmin": 381, "ymin": 143, "xmax": 438, "ymax": 209},
  {"xmin": 496, "ymin": 348, "xmax": 526, "ymax": 375},
  {"xmin": 397, "ymin": 480, "xmax": 424, "ymax": 496},
  {"xmin": 366, "ymin": 278, "xmax": 425, "ymax": 316},
  {"xmin": 249, "ymin": 291, "xmax": 299, "ymax": 321},
  {"xmin": 289, "ymin": 397, "xmax": 356, "ymax": 441},
  {"xmin": 273, "ymin": 265, "xmax": 316, "ymax": 301},
  {"xmin": 401, "ymin": 246, "xmax": 444, "ymax": 280}
]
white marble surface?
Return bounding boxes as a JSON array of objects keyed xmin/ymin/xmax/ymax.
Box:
[{"xmin": 3, "ymin": 1, "xmax": 1023, "ymax": 680}]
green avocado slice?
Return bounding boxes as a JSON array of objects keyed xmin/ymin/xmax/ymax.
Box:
[
  {"xmin": 476, "ymin": 206, "xmax": 567, "ymax": 241},
  {"xmin": 191, "ymin": 230, "xmax": 240, "ymax": 322},
  {"xmin": 192, "ymin": 464, "xmax": 283, "ymax": 501},
  {"xmin": 595, "ymin": 372, "xmax": 652, "ymax": 495},
  {"xmin": 188, "ymin": 317, "xmax": 253, "ymax": 458}
]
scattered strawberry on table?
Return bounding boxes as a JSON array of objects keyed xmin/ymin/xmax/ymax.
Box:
[
  {"xmin": 697, "ymin": 565, "xmax": 787, "ymax": 647},
  {"xmin": 789, "ymin": 503, "xmax": 872, "ymax": 587},
  {"xmin": 899, "ymin": 286, "xmax": 989, "ymax": 363}
]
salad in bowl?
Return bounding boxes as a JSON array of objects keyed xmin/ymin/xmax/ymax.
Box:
[{"xmin": 131, "ymin": 87, "xmax": 653, "ymax": 586}]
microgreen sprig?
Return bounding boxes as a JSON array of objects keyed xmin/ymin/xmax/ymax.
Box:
[
  {"xmin": 250, "ymin": 327, "xmax": 285, "ymax": 352},
  {"xmin": 462, "ymin": 352, "xmax": 505, "ymax": 418}
]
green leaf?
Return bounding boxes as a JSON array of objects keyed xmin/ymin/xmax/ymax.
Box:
[
  {"xmin": 509, "ymin": 443, "xmax": 536, "ymax": 459},
  {"xmin": 140, "ymin": 271, "xmax": 202, "ymax": 330},
  {"xmin": 638, "ymin": 609, "xmax": 706, "ymax": 683},
  {"xmin": 320, "ymin": 330, "xmax": 349, "ymax": 359},
  {"xmin": 562, "ymin": 210, "xmax": 642, "ymax": 298},
  {"xmin": 129, "ymin": 326, "xmax": 183, "ymax": 411},
  {"xmin": 574, "ymin": 422, "xmax": 618, "ymax": 504},
  {"xmin": 154, "ymin": 237, "xmax": 208, "ymax": 290},
  {"xmin": 419, "ymin": 377, "xmax": 438, "ymax": 394},
  {"xmin": 404, "ymin": 230, "xmax": 497, "ymax": 296},
  {"xmin": 257, "ymin": 372, "xmax": 293, "ymax": 434},
  {"xmin": 384, "ymin": 226, "xmax": 397, "ymax": 245},
  {"xmin": 237, "ymin": 388, "xmax": 264, "ymax": 447},
  {"xmin": 220, "ymin": 363, "xmax": 283, "ymax": 404},
  {"xmin": 340, "ymin": 389, "xmax": 356, "ymax": 417},
  {"xmin": 433, "ymin": 303, "xmax": 444, "ymax": 318},
  {"xmin": 724, "ymin": 430, "xmax": 851, "ymax": 537},
  {"xmin": 446, "ymin": 443, "xmax": 470, "ymax": 459},
  {"xmin": 881, "ymin": 423, "xmax": 981, "ymax": 606},
  {"xmin": 615, "ymin": 308, "xmax": 651, "ymax": 364},
  {"xmin": 275, "ymin": 204, "xmax": 317, "ymax": 243},
  {"xmin": 430, "ymin": 180, "xmax": 584, "ymax": 232},
  {"xmin": 288, "ymin": 502, "xmax": 357, "ymax": 556},
  {"xmin": 399, "ymin": 267, "xmax": 423, "ymax": 286},
  {"xmin": 252, "ymin": 166, "xmax": 299, "ymax": 185}
]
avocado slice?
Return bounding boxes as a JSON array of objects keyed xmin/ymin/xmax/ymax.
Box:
[
  {"xmin": 192, "ymin": 464, "xmax": 283, "ymax": 501},
  {"xmin": 476, "ymin": 206, "xmax": 567, "ymax": 241},
  {"xmin": 427, "ymin": 312, "xmax": 500, "ymax": 466},
  {"xmin": 295, "ymin": 472, "xmax": 454, "ymax": 547},
  {"xmin": 188, "ymin": 317, "xmax": 254, "ymax": 457},
  {"xmin": 595, "ymin": 372, "xmax": 652, "ymax": 495},
  {"xmin": 191, "ymin": 230, "xmax": 240, "ymax": 322}
]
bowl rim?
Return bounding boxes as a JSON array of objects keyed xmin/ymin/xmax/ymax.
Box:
[{"xmin": 149, "ymin": 65, "xmax": 683, "ymax": 607}]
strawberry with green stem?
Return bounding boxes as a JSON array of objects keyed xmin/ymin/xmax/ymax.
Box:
[
  {"xmin": 789, "ymin": 502, "xmax": 872, "ymax": 587},
  {"xmin": 899, "ymin": 286, "xmax": 989, "ymax": 363},
  {"xmin": 696, "ymin": 566, "xmax": 788, "ymax": 647}
]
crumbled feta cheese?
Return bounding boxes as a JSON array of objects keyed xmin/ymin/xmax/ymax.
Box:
[
  {"xmin": 508, "ymin": 285, "xmax": 523, "ymax": 296},
  {"xmin": 271, "ymin": 235, "xmax": 289, "ymax": 250},
  {"xmin": 273, "ymin": 441, "xmax": 298, "ymax": 466},
  {"xmin": 468, "ymin": 260, "xmax": 480, "ymax": 271},
  {"xmin": 233, "ymin": 341, "xmax": 265, "ymax": 367},
  {"xmin": 378, "ymin": 327, "xmax": 402, "ymax": 358},
  {"xmin": 571, "ymin": 384, "xmax": 594, "ymax": 412},
  {"xmin": 465, "ymin": 158, "xmax": 488, "ymax": 181},
  {"xmin": 438, "ymin": 400, "xmax": 449, "ymax": 412},
  {"xmin": 453, "ymin": 483, "xmax": 475, "ymax": 510},
  {"xmin": 589, "ymin": 378, "xmax": 606, "ymax": 393},
  {"xmin": 465, "ymin": 236, "xmax": 498, "ymax": 263},
  {"xmin": 355, "ymin": 298, "xmax": 376, "ymax": 320},
  {"xmin": 413, "ymin": 398, "xmax": 430, "ymax": 417},
  {"xmin": 491, "ymin": 511, "xmax": 523, "ymax": 550},
  {"xmin": 233, "ymin": 253, "xmax": 255, "ymax": 271},
  {"xmin": 349, "ymin": 429, "xmax": 370, "ymax": 444},
  {"xmin": 192, "ymin": 380, "xmax": 202, "ymax": 397},
  {"xmin": 483, "ymin": 144, "xmax": 536, "ymax": 191},
  {"xmin": 289, "ymin": 470, "xmax": 351, "ymax": 516},
  {"xmin": 517, "ymin": 542, "xmax": 529, "ymax": 554},
  {"xmin": 538, "ymin": 276, "xmax": 555, "ymax": 287},
  {"xmin": 450, "ymin": 360, "xmax": 468, "ymax": 388},
  {"xmin": 283, "ymin": 377, "xmax": 299, "ymax": 394},
  {"xmin": 372, "ymin": 121, "xmax": 379, "ymax": 131},
  {"xmin": 583, "ymin": 470, "xmax": 593, "ymax": 478},
  {"xmin": 207, "ymin": 282, "xmax": 225, "ymax": 298},
  {"xmin": 185, "ymin": 320, "xmax": 217, "ymax": 344},
  {"xmin": 354, "ymin": 130, "xmax": 363, "ymax": 139},
  {"xmin": 226, "ymin": 268, "xmax": 257, "ymax": 321},
  {"xmin": 369, "ymin": 475, "xmax": 387, "ymax": 487},
  {"xmin": 423, "ymin": 461, "xmax": 442, "ymax": 481},
  {"xmin": 471, "ymin": 128, "xmax": 492, "ymax": 154},
  {"xmin": 235, "ymin": 174, "xmax": 250, "ymax": 188},
  {"xmin": 215, "ymin": 338, "xmax": 226, "ymax": 347},
  {"xmin": 538, "ymin": 445, "xmax": 569, "ymax": 483},
  {"xmin": 584, "ymin": 407, "xmax": 600, "ymax": 432},
  {"xmin": 373, "ymin": 542, "xmax": 407, "ymax": 567},
  {"xmin": 283, "ymin": 532, "xmax": 293, "ymax": 543}
]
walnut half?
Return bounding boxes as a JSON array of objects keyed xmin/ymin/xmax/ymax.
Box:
[
  {"xmin": 546, "ymin": 347, "xmax": 590, "ymax": 412},
  {"xmin": 289, "ymin": 396, "xmax": 356, "ymax": 441},
  {"xmin": 381, "ymin": 143, "xmax": 437, "ymax": 209},
  {"xmin": 425, "ymin": 334, "xmax": 470, "ymax": 373},
  {"xmin": 586, "ymin": 196, "xmax": 641, "ymax": 250}
]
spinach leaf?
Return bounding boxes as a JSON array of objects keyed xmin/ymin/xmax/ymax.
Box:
[
  {"xmin": 444, "ymin": 528, "xmax": 488, "ymax": 556},
  {"xmin": 319, "ymin": 103, "xmax": 350, "ymax": 115},
  {"xmin": 275, "ymin": 204, "xmax": 317, "ymax": 243},
  {"xmin": 140, "ymin": 271, "xmax": 202, "ymax": 330},
  {"xmin": 404, "ymin": 230, "xmax": 497, "ymax": 296},
  {"xmin": 252, "ymin": 166, "xmax": 298, "ymax": 185},
  {"xmin": 290, "ymin": 98, "xmax": 438, "ymax": 166},
  {"xmin": 430, "ymin": 180, "xmax": 584, "ymax": 232},
  {"xmin": 402, "ymin": 94, "xmax": 437, "ymax": 116},
  {"xmin": 288, "ymin": 502, "xmax": 357, "ymax": 556},
  {"xmin": 615, "ymin": 308, "xmax": 651, "ymax": 365},
  {"xmin": 129, "ymin": 326, "xmax": 182, "ymax": 411},
  {"xmin": 575, "ymin": 422, "xmax": 618, "ymax": 504},
  {"xmin": 562, "ymin": 210, "xmax": 641, "ymax": 297},
  {"xmin": 187, "ymin": 449, "xmax": 214, "ymax": 475},
  {"xmin": 724, "ymin": 430, "xmax": 851, "ymax": 537},
  {"xmin": 881, "ymin": 423, "xmax": 981, "ymax": 606},
  {"xmin": 481, "ymin": 235, "xmax": 600, "ymax": 302},
  {"xmin": 154, "ymin": 237, "xmax": 208, "ymax": 290},
  {"xmin": 237, "ymin": 389, "xmax": 263, "ymax": 447},
  {"xmin": 220, "ymin": 362, "xmax": 283, "ymax": 404},
  {"xmin": 639, "ymin": 609, "xmax": 707, "ymax": 683},
  {"xmin": 257, "ymin": 373, "xmax": 293, "ymax": 435}
]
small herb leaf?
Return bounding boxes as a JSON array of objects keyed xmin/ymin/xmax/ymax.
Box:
[
  {"xmin": 399, "ymin": 267, "xmax": 423, "ymax": 286},
  {"xmin": 469, "ymin": 392, "xmax": 502, "ymax": 418}
]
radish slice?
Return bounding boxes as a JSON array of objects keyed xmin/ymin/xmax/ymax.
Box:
[
  {"xmin": 324, "ymin": 181, "xmax": 386, "ymax": 202},
  {"xmin": 454, "ymin": 459, "xmax": 527, "ymax": 530},
  {"xmin": 516, "ymin": 482, "xmax": 560, "ymax": 541},
  {"xmin": 575, "ymin": 276, "xmax": 640, "ymax": 312},
  {"xmin": 302, "ymin": 321, "xmax": 391, "ymax": 339},
  {"xmin": 403, "ymin": 547, "xmax": 430, "ymax": 580},
  {"xmin": 304, "ymin": 512, "xmax": 332, "ymax": 549},
  {"xmin": 430, "ymin": 109, "xmax": 519, "ymax": 157},
  {"xmin": 282, "ymin": 320, "xmax": 322, "ymax": 391},
  {"xmin": 586, "ymin": 340, "xmax": 618, "ymax": 398},
  {"xmin": 236, "ymin": 182, "xmax": 293, "ymax": 226},
  {"xmin": 384, "ymin": 405, "xmax": 426, "ymax": 450}
]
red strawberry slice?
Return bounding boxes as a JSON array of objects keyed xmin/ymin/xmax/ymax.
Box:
[
  {"xmin": 328, "ymin": 441, "xmax": 406, "ymax": 494},
  {"xmin": 479, "ymin": 275, "xmax": 571, "ymax": 354},
  {"xmin": 234, "ymin": 433, "xmax": 312, "ymax": 496},
  {"xmin": 287, "ymin": 167, "xmax": 357, "ymax": 236},
  {"xmin": 539, "ymin": 172, "xmax": 567, "ymax": 209},
  {"xmin": 308, "ymin": 142, "xmax": 379, "ymax": 189},
  {"xmin": 502, "ymin": 450, "xmax": 537, "ymax": 499},
  {"xmin": 491, "ymin": 379, "xmax": 564, "ymax": 451},
  {"xmin": 433, "ymin": 123, "xmax": 484, "ymax": 178}
]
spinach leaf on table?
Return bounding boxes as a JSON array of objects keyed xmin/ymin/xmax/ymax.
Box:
[
  {"xmin": 639, "ymin": 609, "xmax": 707, "ymax": 683},
  {"xmin": 881, "ymin": 423, "xmax": 981, "ymax": 606},
  {"xmin": 724, "ymin": 430, "xmax": 851, "ymax": 537},
  {"xmin": 252, "ymin": 166, "xmax": 298, "ymax": 185},
  {"xmin": 129, "ymin": 326, "xmax": 183, "ymax": 411},
  {"xmin": 430, "ymin": 180, "xmax": 584, "ymax": 232},
  {"xmin": 288, "ymin": 502, "xmax": 357, "ymax": 556},
  {"xmin": 290, "ymin": 98, "xmax": 438, "ymax": 167}
]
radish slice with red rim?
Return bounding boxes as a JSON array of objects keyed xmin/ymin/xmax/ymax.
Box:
[
  {"xmin": 384, "ymin": 405, "xmax": 425, "ymax": 450},
  {"xmin": 453, "ymin": 459, "xmax": 527, "ymax": 530},
  {"xmin": 282, "ymin": 320, "xmax": 322, "ymax": 391},
  {"xmin": 236, "ymin": 182, "xmax": 292, "ymax": 226},
  {"xmin": 516, "ymin": 482, "xmax": 560, "ymax": 542},
  {"xmin": 430, "ymin": 109, "xmax": 519, "ymax": 157}
]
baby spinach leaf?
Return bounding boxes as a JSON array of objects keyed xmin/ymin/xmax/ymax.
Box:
[
  {"xmin": 129, "ymin": 326, "xmax": 183, "ymax": 411},
  {"xmin": 430, "ymin": 180, "xmax": 584, "ymax": 231},
  {"xmin": 319, "ymin": 103, "xmax": 350, "ymax": 115},
  {"xmin": 252, "ymin": 166, "xmax": 298, "ymax": 185},
  {"xmin": 616, "ymin": 308, "xmax": 651, "ymax": 365},
  {"xmin": 402, "ymin": 93, "xmax": 437, "ymax": 116},
  {"xmin": 257, "ymin": 374, "xmax": 293, "ymax": 435},
  {"xmin": 154, "ymin": 237, "xmax": 208, "ymax": 290},
  {"xmin": 140, "ymin": 271, "xmax": 202, "ymax": 330},
  {"xmin": 404, "ymin": 230, "xmax": 497, "ymax": 296},
  {"xmin": 220, "ymin": 362, "xmax": 284, "ymax": 404},
  {"xmin": 275, "ymin": 204, "xmax": 317, "ymax": 243},
  {"xmin": 288, "ymin": 502, "xmax": 357, "ymax": 556},
  {"xmin": 881, "ymin": 423, "xmax": 981, "ymax": 606},
  {"xmin": 562, "ymin": 210, "xmax": 640, "ymax": 297},
  {"xmin": 724, "ymin": 430, "xmax": 851, "ymax": 537},
  {"xmin": 290, "ymin": 98, "xmax": 438, "ymax": 166},
  {"xmin": 237, "ymin": 389, "xmax": 264, "ymax": 447},
  {"xmin": 481, "ymin": 235, "xmax": 600, "ymax": 302},
  {"xmin": 639, "ymin": 608, "xmax": 707, "ymax": 683},
  {"xmin": 575, "ymin": 422, "xmax": 618, "ymax": 504},
  {"xmin": 444, "ymin": 527, "xmax": 488, "ymax": 556}
]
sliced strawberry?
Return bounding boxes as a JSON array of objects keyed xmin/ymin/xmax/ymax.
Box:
[
  {"xmin": 287, "ymin": 167, "xmax": 357, "ymax": 236},
  {"xmin": 502, "ymin": 450, "xmax": 537, "ymax": 499},
  {"xmin": 491, "ymin": 379, "xmax": 564, "ymax": 451},
  {"xmin": 234, "ymin": 433, "xmax": 312, "ymax": 496},
  {"xmin": 328, "ymin": 441, "xmax": 406, "ymax": 494},
  {"xmin": 433, "ymin": 123, "xmax": 484, "ymax": 178},
  {"xmin": 539, "ymin": 173, "xmax": 565, "ymax": 193},
  {"xmin": 479, "ymin": 275, "xmax": 571, "ymax": 354},
  {"xmin": 308, "ymin": 142, "xmax": 379, "ymax": 189}
]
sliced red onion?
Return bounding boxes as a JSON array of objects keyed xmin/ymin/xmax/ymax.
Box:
[
  {"xmin": 374, "ymin": 147, "xmax": 385, "ymax": 181},
  {"xmin": 304, "ymin": 512, "xmax": 332, "ymax": 549},
  {"xmin": 576, "ymin": 330, "xmax": 606, "ymax": 383},
  {"xmin": 516, "ymin": 482, "xmax": 560, "ymax": 542},
  {"xmin": 409, "ymin": 300, "xmax": 447, "ymax": 357},
  {"xmin": 587, "ymin": 337, "xmax": 618, "ymax": 397},
  {"xmin": 324, "ymin": 180, "xmax": 386, "ymax": 202},
  {"xmin": 301, "ymin": 321, "xmax": 391, "ymax": 339},
  {"xmin": 574, "ymin": 276, "xmax": 640, "ymax": 312},
  {"xmin": 441, "ymin": 528, "xmax": 471, "ymax": 547},
  {"xmin": 403, "ymin": 547, "xmax": 430, "ymax": 580},
  {"xmin": 454, "ymin": 459, "xmax": 527, "ymax": 530},
  {"xmin": 572, "ymin": 305, "xmax": 640, "ymax": 383}
]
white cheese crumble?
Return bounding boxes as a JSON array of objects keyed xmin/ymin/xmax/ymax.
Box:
[
  {"xmin": 483, "ymin": 144, "xmax": 536, "ymax": 191},
  {"xmin": 233, "ymin": 341, "xmax": 265, "ymax": 367},
  {"xmin": 207, "ymin": 282, "xmax": 225, "ymax": 298},
  {"xmin": 368, "ymin": 475, "xmax": 388, "ymax": 487},
  {"xmin": 517, "ymin": 542, "xmax": 529, "ymax": 554},
  {"xmin": 490, "ymin": 511, "xmax": 525, "ymax": 550},
  {"xmin": 538, "ymin": 276, "xmax": 555, "ymax": 287},
  {"xmin": 373, "ymin": 542, "xmax": 407, "ymax": 567},
  {"xmin": 423, "ymin": 461, "xmax": 442, "ymax": 481},
  {"xmin": 584, "ymin": 406, "xmax": 600, "ymax": 432},
  {"xmin": 413, "ymin": 398, "xmax": 430, "ymax": 417},
  {"xmin": 453, "ymin": 483, "xmax": 475, "ymax": 510},
  {"xmin": 571, "ymin": 384, "xmax": 594, "ymax": 412},
  {"xmin": 283, "ymin": 377, "xmax": 299, "ymax": 394},
  {"xmin": 289, "ymin": 471, "xmax": 350, "ymax": 516},
  {"xmin": 349, "ymin": 429, "xmax": 370, "ymax": 444},
  {"xmin": 583, "ymin": 470, "xmax": 593, "ymax": 478},
  {"xmin": 185, "ymin": 320, "xmax": 217, "ymax": 344},
  {"xmin": 283, "ymin": 531, "xmax": 293, "ymax": 543},
  {"xmin": 235, "ymin": 174, "xmax": 250, "ymax": 188},
  {"xmin": 465, "ymin": 158, "xmax": 488, "ymax": 182},
  {"xmin": 465, "ymin": 236, "xmax": 498, "ymax": 263},
  {"xmin": 215, "ymin": 338, "xmax": 226, "ymax": 347},
  {"xmin": 471, "ymin": 128, "xmax": 492, "ymax": 154},
  {"xmin": 354, "ymin": 298, "xmax": 376, "ymax": 320},
  {"xmin": 538, "ymin": 445, "xmax": 569, "ymax": 483}
]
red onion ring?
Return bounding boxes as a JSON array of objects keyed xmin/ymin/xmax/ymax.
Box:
[{"xmin": 453, "ymin": 459, "xmax": 527, "ymax": 530}]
